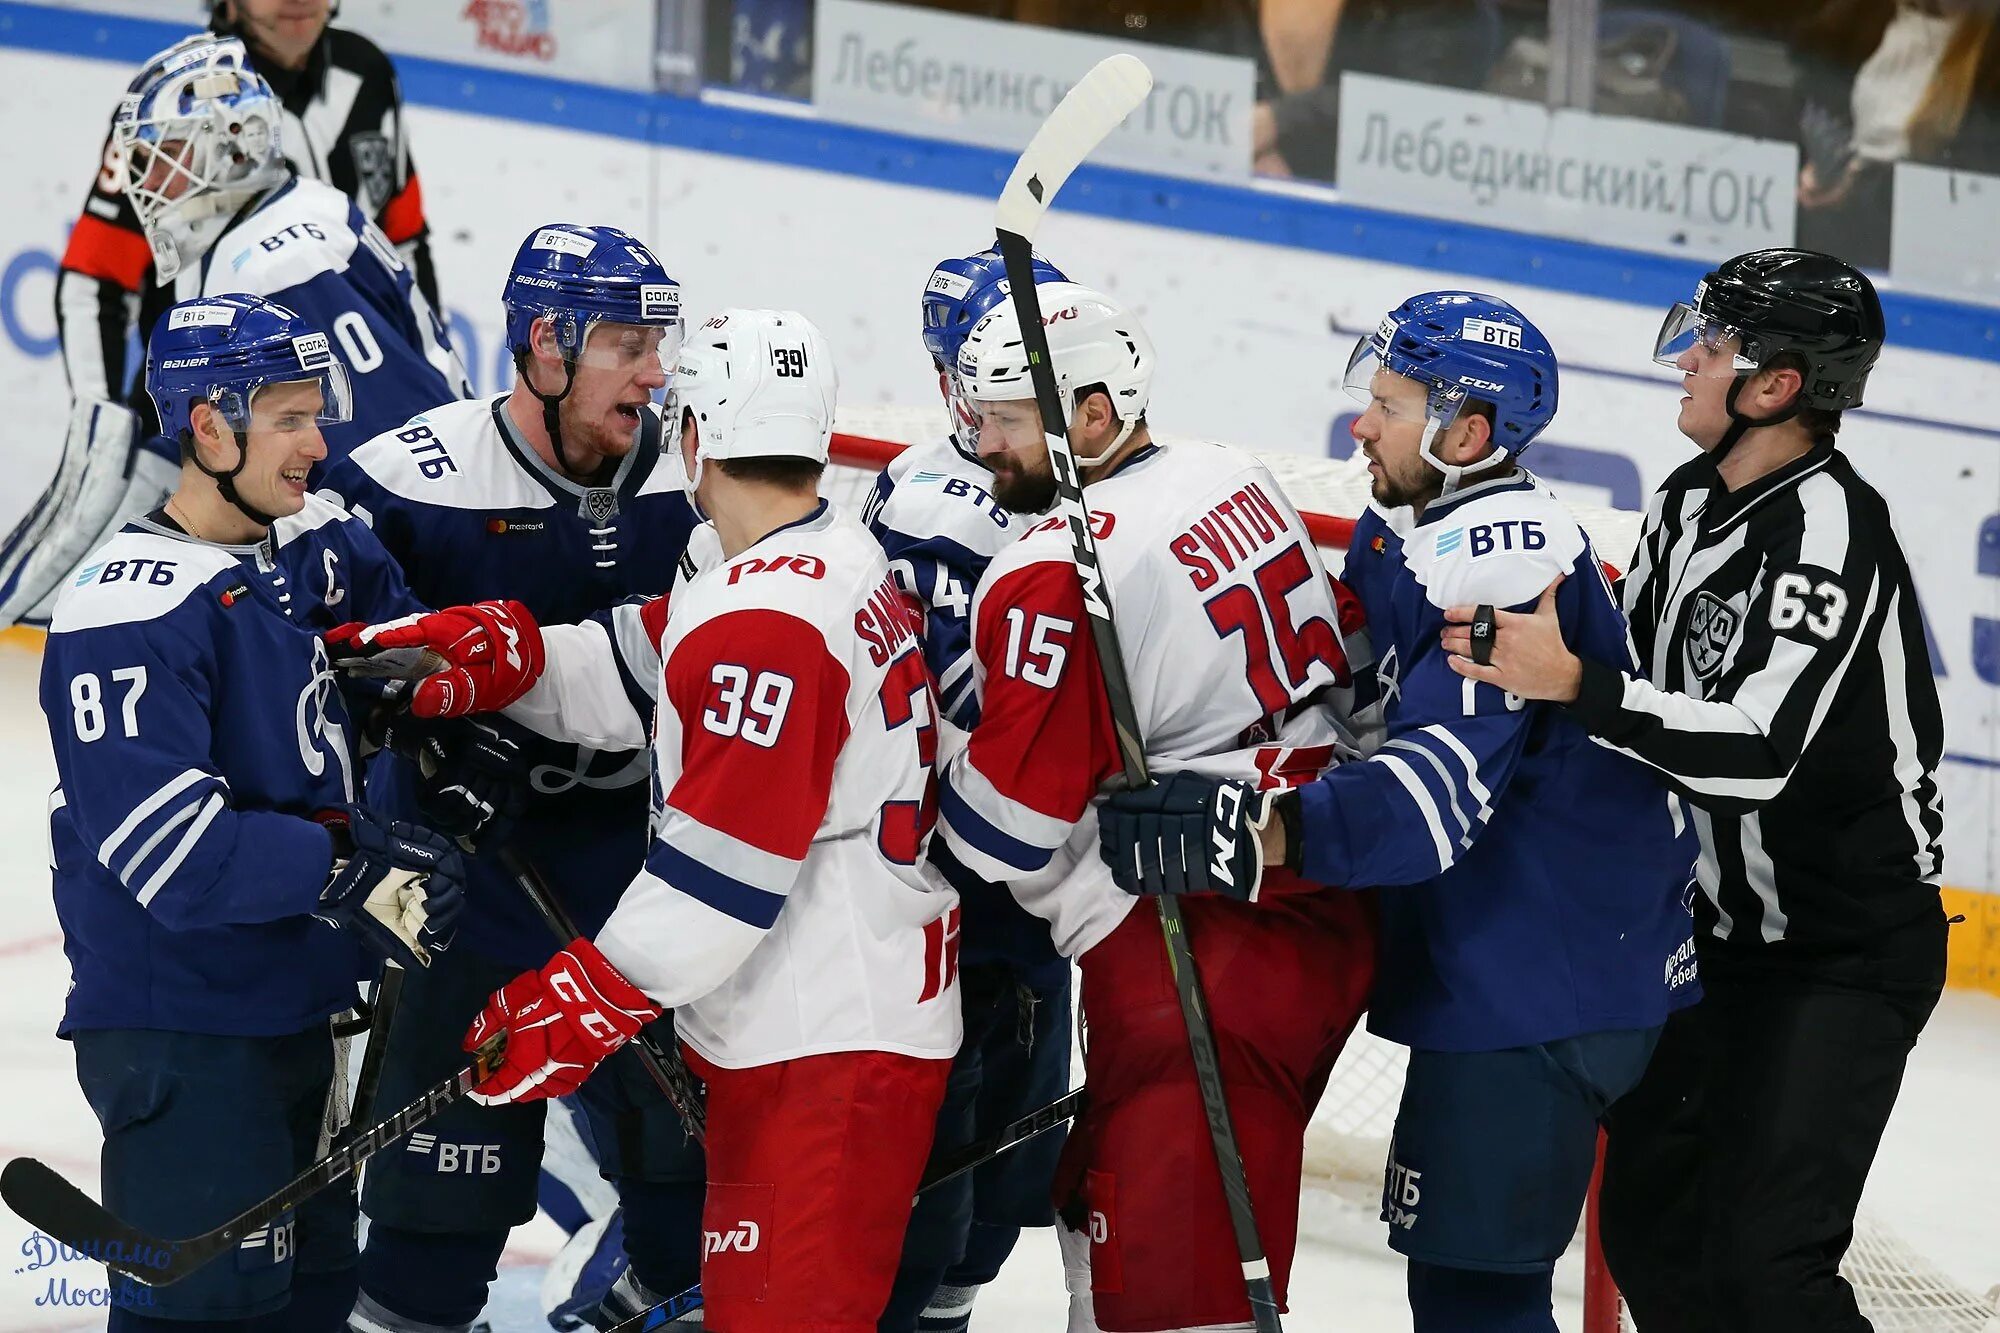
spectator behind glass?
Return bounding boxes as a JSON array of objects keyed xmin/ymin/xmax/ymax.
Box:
[
  {"xmin": 1251, "ymin": 0, "xmax": 1501, "ymax": 181},
  {"xmin": 1794, "ymin": 0, "xmax": 2000, "ymax": 268}
]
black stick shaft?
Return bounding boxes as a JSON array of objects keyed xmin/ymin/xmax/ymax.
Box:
[
  {"xmin": 496, "ymin": 846, "xmax": 707, "ymax": 1145},
  {"xmin": 994, "ymin": 231, "xmax": 1283, "ymax": 1332}
]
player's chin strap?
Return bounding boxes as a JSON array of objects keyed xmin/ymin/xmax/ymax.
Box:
[
  {"xmin": 188, "ymin": 430, "xmax": 280, "ymax": 529},
  {"xmin": 1420, "ymin": 416, "xmax": 1512, "ymax": 500},
  {"xmin": 514, "ymin": 345, "xmax": 586, "ymax": 478},
  {"xmin": 1070, "ymin": 418, "xmax": 1137, "ymax": 468},
  {"xmin": 1709, "ymin": 373, "xmax": 1805, "ymax": 470}
]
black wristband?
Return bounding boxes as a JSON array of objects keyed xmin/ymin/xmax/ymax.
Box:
[{"xmin": 1273, "ymin": 788, "xmax": 1305, "ymax": 873}]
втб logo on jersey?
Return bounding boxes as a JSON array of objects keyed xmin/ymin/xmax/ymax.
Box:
[{"xmin": 1687, "ymin": 592, "xmax": 1739, "ymax": 681}]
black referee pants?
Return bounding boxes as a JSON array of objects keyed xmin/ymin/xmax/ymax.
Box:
[{"xmin": 1597, "ymin": 943, "xmax": 1942, "ymax": 1332}]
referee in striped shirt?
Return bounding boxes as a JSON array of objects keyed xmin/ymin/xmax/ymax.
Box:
[{"xmin": 1439, "ymin": 249, "xmax": 1948, "ymax": 1331}]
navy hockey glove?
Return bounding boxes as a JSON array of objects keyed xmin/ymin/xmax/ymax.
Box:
[
  {"xmin": 315, "ymin": 805, "xmax": 467, "ymax": 968},
  {"xmin": 378, "ymin": 715, "xmax": 530, "ymax": 844},
  {"xmin": 1098, "ymin": 772, "xmax": 1274, "ymax": 902}
]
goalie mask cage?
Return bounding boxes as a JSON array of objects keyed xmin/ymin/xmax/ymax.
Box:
[{"xmin": 820, "ymin": 403, "xmax": 2000, "ymax": 1333}]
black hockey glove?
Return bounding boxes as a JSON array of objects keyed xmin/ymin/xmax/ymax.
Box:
[
  {"xmin": 1098, "ymin": 772, "xmax": 1274, "ymax": 902},
  {"xmin": 315, "ymin": 805, "xmax": 466, "ymax": 968},
  {"xmin": 379, "ymin": 715, "xmax": 531, "ymax": 844}
]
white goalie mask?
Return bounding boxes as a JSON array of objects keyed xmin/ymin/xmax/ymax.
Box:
[
  {"xmin": 666, "ymin": 308, "xmax": 838, "ymax": 494},
  {"xmin": 115, "ymin": 36, "xmax": 290, "ymax": 281},
  {"xmin": 952, "ymin": 282, "xmax": 1155, "ymax": 466}
]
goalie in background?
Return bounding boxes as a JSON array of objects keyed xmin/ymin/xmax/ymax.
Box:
[
  {"xmin": 2, "ymin": 31, "xmax": 467, "ymax": 629},
  {"xmin": 37, "ymin": 293, "xmax": 466, "ymax": 1333}
]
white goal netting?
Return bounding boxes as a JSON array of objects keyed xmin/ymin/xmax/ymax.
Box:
[{"xmin": 823, "ymin": 404, "xmax": 2000, "ymax": 1333}]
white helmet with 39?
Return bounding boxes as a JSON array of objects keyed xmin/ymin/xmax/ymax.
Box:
[
  {"xmin": 666, "ymin": 308, "xmax": 837, "ymax": 492},
  {"xmin": 953, "ymin": 282, "xmax": 1154, "ymax": 464},
  {"xmin": 115, "ymin": 36, "xmax": 290, "ymax": 281}
]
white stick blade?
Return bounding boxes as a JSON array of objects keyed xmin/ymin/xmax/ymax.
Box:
[{"xmin": 995, "ymin": 53, "xmax": 1154, "ymax": 239}]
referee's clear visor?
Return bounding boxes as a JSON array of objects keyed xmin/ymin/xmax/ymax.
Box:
[
  {"xmin": 1654, "ymin": 303, "xmax": 1762, "ymax": 376},
  {"xmin": 207, "ymin": 366, "xmax": 355, "ymax": 434}
]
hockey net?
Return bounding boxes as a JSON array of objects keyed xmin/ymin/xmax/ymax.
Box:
[{"xmin": 823, "ymin": 405, "xmax": 2000, "ymax": 1333}]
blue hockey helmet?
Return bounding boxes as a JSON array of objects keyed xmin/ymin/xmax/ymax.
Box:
[
  {"xmin": 1343, "ymin": 291, "xmax": 1558, "ymax": 493},
  {"xmin": 149, "ymin": 294, "xmax": 352, "ymax": 441},
  {"xmin": 921, "ymin": 247, "xmax": 1068, "ymax": 369},
  {"xmin": 503, "ymin": 223, "xmax": 684, "ymax": 370},
  {"xmin": 503, "ymin": 223, "xmax": 683, "ymax": 474},
  {"xmin": 147, "ymin": 293, "xmax": 353, "ymax": 522}
]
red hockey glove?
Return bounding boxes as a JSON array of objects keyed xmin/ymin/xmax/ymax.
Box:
[
  {"xmin": 463, "ymin": 937, "xmax": 663, "ymax": 1104},
  {"xmin": 326, "ymin": 600, "xmax": 544, "ymax": 719}
]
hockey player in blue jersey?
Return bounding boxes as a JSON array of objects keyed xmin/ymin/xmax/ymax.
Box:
[
  {"xmin": 2, "ymin": 34, "xmax": 470, "ymax": 628},
  {"xmin": 39, "ymin": 293, "xmax": 467, "ymax": 1333},
  {"xmin": 866, "ymin": 248, "xmax": 1077, "ymax": 1333},
  {"xmin": 315, "ymin": 223, "xmax": 704, "ymax": 1333},
  {"xmin": 1098, "ymin": 293, "xmax": 1696, "ymax": 1333}
]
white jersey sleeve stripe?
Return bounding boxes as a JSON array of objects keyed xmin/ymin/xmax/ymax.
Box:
[
  {"xmin": 1380, "ymin": 739, "xmax": 1473, "ymax": 841},
  {"xmin": 937, "ymin": 762, "xmax": 1068, "ymax": 878},
  {"xmin": 644, "ymin": 834, "xmax": 788, "ymax": 930},
  {"xmin": 134, "ymin": 793, "xmax": 227, "ymax": 909},
  {"xmin": 97, "ymin": 768, "xmax": 220, "ymax": 869},
  {"xmin": 118, "ymin": 793, "xmax": 209, "ymax": 884},
  {"xmin": 653, "ymin": 807, "xmax": 803, "ymax": 900},
  {"xmin": 1377, "ymin": 752, "xmax": 1455, "ymax": 873},
  {"xmin": 1417, "ymin": 724, "xmax": 1495, "ymax": 819}
]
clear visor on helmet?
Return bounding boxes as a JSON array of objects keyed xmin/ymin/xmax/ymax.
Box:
[
  {"xmin": 1341, "ymin": 337, "xmax": 1467, "ymax": 436},
  {"xmin": 1653, "ymin": 302, "xmax": 1762, "ymax": 376},
  {"xmin": 562, "ymin": 317, "xmax": 685, "ymax": 384},
  {"xmin": 952, "ymin": 376, "xmax": 1045, "ymax": 460},
  {"xmin": 205, "ymin": 365, "xmax": 354, "ymax": 434}
]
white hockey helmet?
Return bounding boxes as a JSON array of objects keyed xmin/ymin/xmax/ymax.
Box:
[
  {"xmin": 953, "ymin": 282, "xmax": 1155, "ymax": 465},
  {"xmin": 115, "ymin": 36, "xmax": 289, "ymax": 281},
  {"xmin": 666, "ymin": 308, "xmax": 837, "ymax": 492}
]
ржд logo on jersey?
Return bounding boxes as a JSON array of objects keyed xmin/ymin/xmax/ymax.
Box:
[{"xmin": 1686, "ymin": 591, "xmax": 1739, "ymax": 681}]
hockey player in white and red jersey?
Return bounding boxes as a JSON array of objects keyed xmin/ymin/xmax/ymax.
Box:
[
  {"xmin": 936, "ymin": 284, "xmax": 1379, "ymax": 1332},
  {"xmin": 341, "ymin": 309, "xmax": 962, "ymax": 1332}
]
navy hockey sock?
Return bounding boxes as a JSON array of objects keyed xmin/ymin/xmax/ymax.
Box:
[
  {"xmin": 255, "ymin": 1264, "xmax": 359, "ymax": 1333},
  {"xmin": 356, "ymin": 1224, "xmax": 507, "ymax": 1329},
  {"xmin": 1406, "ymin": 1259, "xmax": 1557, "ymax": 1333},
  {"xmin": 614, "ymin": 1178, "xmax": 704, "ymax": 1299}
]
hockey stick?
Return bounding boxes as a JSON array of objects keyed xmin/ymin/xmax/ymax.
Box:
[
  {"xmin": 605, "ymin": 1085, "xmax": 1092, "ymax": 1332},
  {"xmin": 364, "ymin": 705, "xmax": 710, "ymax": 1144},
  {"xmin": 994, "ymin": 53, "xmax": 1285, "ymax": 1332},
  {"xmin": 346, "ymin": 962, "xmax": 406, "ymax": 1130},
  {"xmin": 0, "ymin": 1033, "xmax": 507, "ymax": 1287},
  {"xmin": 915, "ymin": 1085, "xmax": 1085, "ymax": 1195},
  {"xmin": 496, "ymin": 846, "xmax": 708, "ymax": 1145}
]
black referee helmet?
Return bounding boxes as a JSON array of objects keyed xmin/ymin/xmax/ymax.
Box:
[{"xmin": 1656, "ymin": 248, "xmax": 1886, "ymax": 461}]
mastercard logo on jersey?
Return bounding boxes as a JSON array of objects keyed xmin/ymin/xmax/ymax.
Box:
[
  {"xmin": 218, "ymin": 583, "xmax": 250, "ymax": 608},
  {"xmin": 486, "ymin": 519, "xmax": 547, "ymax": 535},
  {"xmin": 1370, "ymin": 535, "xmax": 1386, "ymax": 555}
]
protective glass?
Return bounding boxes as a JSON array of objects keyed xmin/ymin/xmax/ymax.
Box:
[
  {"xmin": 208, "ymin": 365, "xmax": 355, "ymax": 433},
  {"xmin": 568, "ymin": 318, "xmax": 684, "ymax": 381},
  {"xmin": 1341, "ymin": 338, "xmax": 1465, "ymax": 434},
  {"xmin": 1653, "ymin": 302, "xmax": 1762, "ymax": 376}
]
